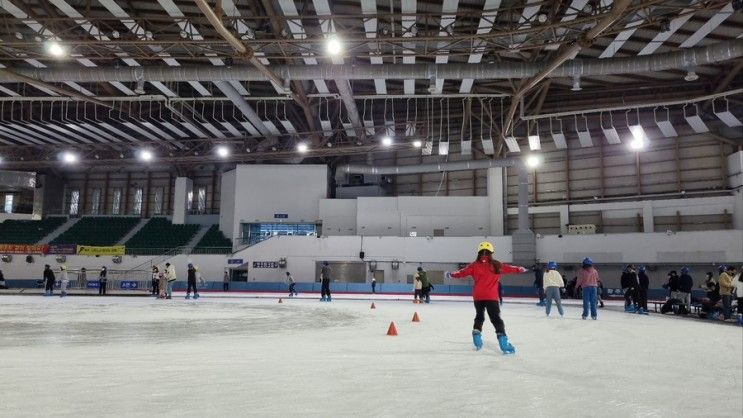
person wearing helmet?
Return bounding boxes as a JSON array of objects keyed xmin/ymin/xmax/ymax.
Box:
[
  {"xmin": 620, "ymin": 264, "xmax": 639, "ymax": 313},
  {"xmin": 418, "ymin": 267, "xmax": 433, "ymax": 304},
  {"xmin": 542, "ymin": 261, "xmax": 565, "ymax": 317},
  {"xmin": 678, "ymin": 266, "xmax": 694, "ymax": 313},
  {"xmin": 164, "ymin": 263, "xmax": 176, "ymax": 299},
  {"xmin": 186, "ymin": 263, "xmax": 199, "ymax": 300},
  {"xmin": 575, "ymin": 258, "xmax": 600, "ymax": 320},
  {"xmin": 59, "ymin": 265, "xmax": 70, "ymax": 298},
  {"xmin": 286, "ymin": 272, "xmax": 297, "ymax": 297},
  {"xmin": 151, "ymin": 266, "xmax": 160, "ymax": 297},
  {"xmin": 636, "ymin": 266, "xmax": 650, "ymax": 315},
  {"xmin": 98, "ymin": 266, "xmax": 108, "ymax": 296},
  {"xmin": 446, "ymin": 241, "xmax": 528, "ymax": 354},
  {"xmin": 320, "ymin": 261, "xmax": 332, "ymax": 302}
]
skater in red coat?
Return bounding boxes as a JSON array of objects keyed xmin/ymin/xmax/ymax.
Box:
[{"xmin": 447, "ymin": 241, "xmax": 528, "ymax": 354}]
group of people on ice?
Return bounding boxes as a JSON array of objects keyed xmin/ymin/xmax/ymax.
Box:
[{"xmin": 151, "ymin": 262, "xmax": 200, "ymax": 300}]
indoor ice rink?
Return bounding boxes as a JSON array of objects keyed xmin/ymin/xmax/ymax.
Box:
[{"xmin": 0, "ymin": 0, "xmax": 742, "ymax": 417}]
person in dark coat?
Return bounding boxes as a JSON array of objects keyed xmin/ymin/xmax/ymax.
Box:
[
  {"xmin": 620, "ymin": 265, "xmax": 639, "ymax": 312},
  {"xmin": 43, "ymin": 264, "xmax": 56, "ymax": 296},
  {"xmin": 98, "ymin": 266, "xmax": 107, "ymax": 295},
  {"xmin": 533, "ymin": 264, "xmax": 545, "ymax": 306},
  {"xmin": 678, "ymin": 267, "xmax": 694, "ymax": 312},
  {"xmin": 636, "ymin": 266, "xmax": 650, "ymax": 314},
  {"xmin": 185, "ymin": 263, "xmax": 199, "ymax": 300},
  {"xmin": 320, "ymin": 261, "xmax": 332, "ymax": 302},
  {"xmin": 0, "ymin": 269, "xmax": 7, "ymax": 289},
  {"xmin": 663, "ymin": 270, "xmax": 680, "ymax": 300}
]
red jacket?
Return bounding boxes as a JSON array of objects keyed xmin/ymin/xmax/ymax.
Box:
[{"xmin": 451, "ymin": 257, "xmax": 528, "ymax": 301}]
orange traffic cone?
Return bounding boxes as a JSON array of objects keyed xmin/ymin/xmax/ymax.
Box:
[
  {"xmin": 278, "ymin": 298, "xmax": 283, "ymax": 303},
  {"xmin": 386, "ymin": 321, "xmax": 398, "ymax": 336},
  {"xmin": 412, "ymin": 312, "xmax": 420, "ymax": 322},
  {"xmin": 370, "ymin": 302, "xmax": 376, "ymax": 309}
]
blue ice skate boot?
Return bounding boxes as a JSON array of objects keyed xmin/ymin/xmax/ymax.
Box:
[
  {"xmin": 637, "ymin": 308, "xmax": 649, "ymax": 315},
  {"xmin": 624, "ymin": 305, "xmax": 636, "ymax": 313},
  {"xmin": 472, "ymin": 330, "xmax": 483, "ymax": 351},
  {"xmin": 536, "ymin": 300, "xmax": 545, "ymax": 307},
  {"xmin": 185, "ymin": 294, "xmax": 191, "ymax": 300},
  {"xmin": 327, "ymin": 296, "xmax": 332, "ymax": 302},
  {"xmin": 194, "ymin": 293, "xmax": 199, "ymax": 300},
  {"xmin": 497, "ymin": 334, "xmax": 515, "ymax": 354},
  {"xmin": 320, "ymin": 296, "xmax": 326, "ymax": 302}
]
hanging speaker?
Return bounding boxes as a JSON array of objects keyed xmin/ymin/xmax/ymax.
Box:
[{"xmin": 359, "ymin": 251, "xmax": 365, "ymax": 260}]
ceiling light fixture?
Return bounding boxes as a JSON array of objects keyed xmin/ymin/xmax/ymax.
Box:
[
  {"xmin": 412, "ymin": 140, "xmax": 422, "ymax": 148},
  {"xmin": 684, "ymin": 69, "xmax": 699, "ymax": 82},
  {"xmin": 326, "ymin": 36, "xmax": 343, "ymax": 56},
  {"xmin": 216, "ymin": 145, "xmax": 230, "ymax": 158},
  {"xmin": 571, "ymin": 74, "xmax": 582, "ymax": 91},
  {"xmin": 525, "ymin": 154, "xmax": 541, "ymax": 169},
  {"xmin": 296, "ymin": 142, "xmax": 309, "ymax": 153},
  {"xmin": 138, "ymin": 149, "xmax": 154, "ymax": 162},
  {"xmin": 45, "ymin": 41, "xmax": 66, "ymax": 58},
  {"xmin": 381, "ymin": 136, "xmax": 393, "ymax": 147},
  {"xmin": 61, "ymin": 151, "xmax": 78, "ymax": 164}
]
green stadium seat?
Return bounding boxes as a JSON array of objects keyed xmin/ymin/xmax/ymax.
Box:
[
  {"xmin": 125, "ymin": 217, "xmax": 200, "ymax": 255},
  {"xmin": 192, "ymin": 225, "xmax": 232, "ymax": 254},
  {"xmin": 50, "ymin": 217, "xmax": 139, "ymax": 246},
  {"xmin": 0, "ymin": 217, "xmax": 67, "ymax": 244}
]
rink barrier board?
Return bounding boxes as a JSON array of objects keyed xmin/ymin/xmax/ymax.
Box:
[{"xmin": 3, "ymin": 279, "xmax": 704, "ymax": 300}]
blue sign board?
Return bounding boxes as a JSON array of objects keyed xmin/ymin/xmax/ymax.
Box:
[
  {"xmin": 120, "ymin": 281, "xmax": 139, "ymax": 290},
  {"xmin": 86, "ymin": 281, "xmax": 100, "ymax": 289},
  {"xmin": 227, "ymin": 259, "xmax": 244, "ymax": 265},
  {"xmin": 273, "ymin": 213, "xmax": 288, "ymax": 219}
]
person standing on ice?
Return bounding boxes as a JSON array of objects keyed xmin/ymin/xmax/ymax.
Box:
[
  {"xmin": 542, "ymin": 261, "xmax": 564, "ymax": 317},
  {"xmin": 413, "ymin": 268, "xmax": 423, "ymax": 303},
  {"xmin": 98, "ymin": 266, "xmax": 107, "ymax": 296},
  {"xmin": 286, "ymin": 272, "xmax": 297, "ymax": 297},
  {"xmin": 419, "ymin": 267, "xmax": 433, "ymax": 304},
  {"xmin": 636, "ymin": 266, "xmax": 650, "ymax": 315},
  {"xmin": 678, "ymin": 267, "xmax": 694, "ymax": 313},
  {"xmin": 185, "ymin": 263, "xmax": 199, "ymax": 300},
  {"xmin": 151, "ymin": 266, "xmax": 160, "ymax": 297},
  {"xmin": 164, "ymin": 263, "xmax": 176, "ymax": 300},
  {"xmin": 621, "ymin": 265, "xmax": 639, "ymax": 312},
  {"xmin": 445, "ymin": 241, "xmax": 528, "ymax": 354},
  {"xmin": 320, "ymin": 261, "xmax": 332, "ymax": 302},
  {"xmin": 533, "ymin": 263, "xmax": 545, "ymax": 307},
  {"xmin": 43, "ymin": 264, "xmax": 55, "ymax": 297},
  {"xmin": 575, "ymin": 258, "xmax": 600, "ymax": 320},
  {"xmin": 371, "ymin": 277, "xmax": 376, "ymax": 294},
  {"xmin": 58, "ymin": 265, "xmax": 70, "ymax": 298}
]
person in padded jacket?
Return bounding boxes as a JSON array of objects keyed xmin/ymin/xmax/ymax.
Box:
[
  {"xmin": 446, "ymin": 241, "xmax": 528, "ymax": 354},
  {"xmin": 636, "ymin": 266, "xmax": 650, "ymax": 315},
  {"xmin": 620, "ymin": 265, "xmax": 639, "ymax": 312}
]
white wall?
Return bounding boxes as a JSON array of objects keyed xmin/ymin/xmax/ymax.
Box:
[
  {"xmin": 536, "ymin": 230, "xmax": 743, "ymax": 264},
  {"xmin": 319, "ymin": 199, "xmax": 356, "ymax": 235},
  {"xmin": 354, "ymin": 196, "xmax": 490, "ymax": 237},
  {"xmin": 219, "ymin": 170, "xmax": 236, "ymax": 239},
  {"xmin": 0, "ymin": 213, "xmax": 34, "ymax": 222},
  {"xmin": 231, "ymin": 235, "xmax": 513, "ymax": 283},
  {"xmin": 230, "ymin": 165, "xmax": 328, "ymax": 240}
]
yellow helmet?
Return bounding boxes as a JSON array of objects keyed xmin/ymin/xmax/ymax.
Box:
[
  {"xmin": 477, "ymin": 241, "xmax": 495, "ymax": 253},
  {"xmin": 60, "ymin": 265, "xmax": 67, "ymax": 271}
]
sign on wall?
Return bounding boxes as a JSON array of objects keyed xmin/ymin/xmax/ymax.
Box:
[
  {"xmin": 76, "ymin": 245, "xmax": 125, "ymax": 256},
  {"xmin": 253, "ymin": 261, "xmax": 279, "ymax": 269},
  {"xmin": 227, "ymin": 259, "xmax": 244, "ymax": 265},
  {"xmin": 273, "ymin": 213, "xmax": 288, "ymax": 219},
  {"xmin": 119, "ymin": 281, "xmax": 139, "ymax": 290},
  {"xmin": 0, "ymin": 244, "xmax": 48, "ymax": 254},
  {"xmin": 47, "ymin": 244, "xmax": 77, "ymax": 255}
]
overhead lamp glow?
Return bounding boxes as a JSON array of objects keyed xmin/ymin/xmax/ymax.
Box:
[
  {"xmin": 525, "ymin": 154, "xmax": 541, "ymax": 169},
  {"xmin": 61, "ymin": 151, "xmax": 78, "ymax": 164},
  {"xmin": 412, "ymin": 140, "xmax": 422, "ymax": 148},
  {"xmin": 381, "ymin": 136, "xmax": 393, "ymax": 147},
  {"xmin": 216, "ymin": 145, "xmax": 230, "ymax": 158},
  {"xmin": 296, "ymin": 142, "xmax": 309, "ymax": 153},
  {"xmin": 628, "ymin": 124, "xmax": 647, "ymax": 142},
  {"xmin": 326, "ymin": 36, "xmax": 343, "ymax": 56},
  {"xmin": 139, "ymin": 149, "xmax": 154, "ymax": 162},
  {"xmin": 629, "ymin": 138, "xmax": 646, "ymax": 151},
  {"xmin": 684, "ymin": 69, "xmax": 699, "ymax": 82},
  {"xmin": 45, "ymin": 41, "xmax": 66, "ymax": 58}
]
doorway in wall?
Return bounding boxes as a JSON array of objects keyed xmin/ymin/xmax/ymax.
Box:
[{"xmin": 373, "ymin": 270, "xmax": 384, "ymax": 284}]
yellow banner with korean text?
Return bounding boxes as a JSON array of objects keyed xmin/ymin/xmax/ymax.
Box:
[{"xmin": 76, "ymin": 245, "xmax": 125, "ymax": 256}]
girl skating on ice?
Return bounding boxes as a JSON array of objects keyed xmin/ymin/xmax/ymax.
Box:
[{"xmin": 446, "ymin": 241, "xmax": 528, "ymax": 354}]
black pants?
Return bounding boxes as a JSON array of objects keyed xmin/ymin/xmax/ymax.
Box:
[
  {"xmin": 537, "ymin": 286, "xmax": 545, "ymax": 302},
  {"xmin": 624, "ymin": 288, "xmax": 636, "ymax": 308},
  {"xmin": 738, "ymin": 297, "xmax": 743, "ymax": 315},
  {"xmin": 321, "ymin": 281, "xmax": 331, "ymax": 298},
  {"xmin": 223, "ymin": 283, "xmax": 229, "ymax": 291},
  {"xmin": 152, "ymin": 280, "xmax": 159, "ymax": 295},
  {"xmin": 187, "ymin": 279, "xmax": 198, "ymax": 295},
  {"xmin": 289, "ymin": 283, "xmax": 296, "ymax": 295},
  {"xmin": 636, "ymin": 288, "xmax": 648, "ymax": 310},
  {"xmin": 372, "ymin": 283, "xmax": 376, "ymax": 293},
  {"xmin": 45, "ymin": 279, "xmax": 54, "ymax": 292},
  {"xmin": 473, "ymin": 300, "xmax": 506, "ymax": 336},
  {"xmin": 99, "ymin": 280, "xmax": 107, "ymax": 295}
]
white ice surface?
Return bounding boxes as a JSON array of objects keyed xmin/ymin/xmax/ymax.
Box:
[{"xmin": 0, "ymin": 295, "xmax": 741, "ymax": 418}]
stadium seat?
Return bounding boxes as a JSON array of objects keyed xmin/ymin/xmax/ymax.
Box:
[
  {"xmin": 0, "ymin": 217, "xmax": 67, "ymax": 244},
  {"xmin": 50, "ymin": 217, "xmax": 139, "ymax": 246},
  {"xmin": 192, "ymin": 225, "xmax": 232, "ymax": 254},
  {"xmin": 125, "ymin": 217, "xmax": 200, "ymax": 255}
]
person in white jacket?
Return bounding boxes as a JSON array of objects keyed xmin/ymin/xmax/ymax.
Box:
[
  {"xmin": 59, "ymin": 265, "xmax": 70, "ymax": 298},
  {"xmin": 164, "ymin": 262, "xmax": 177, "ymax": 300},
  {"xmin": 543, "ymin": 261, "xmax": 565, "ymax": 317}
]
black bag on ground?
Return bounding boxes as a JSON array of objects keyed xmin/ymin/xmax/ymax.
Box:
[{"xmin": 660, "ymin": 298, "xmax": 683, "ymax": 314}]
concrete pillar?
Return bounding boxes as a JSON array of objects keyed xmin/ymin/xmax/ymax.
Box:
[
  {"xmin": 559, "ymin": 205, "xmax": 569, "ymax": 234},
  {"xmin": 642, "ymin": 201, "xmax": 654, "ymax": 233},
  {"xmin": 486, "ymin": 167, "xmax": 505, "ymax": 235},
  {"xmin": 172, "ymin": 177, "xmax": 193, "ymax": 225},
  {"xmin": 728, "ymin": 151, "xmax": 743, "ymax": 229},
  {"xmin": 512, "ymin": 164, "xmax": 536, "ymax": 266}
]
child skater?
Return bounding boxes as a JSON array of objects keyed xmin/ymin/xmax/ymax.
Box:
[
  {"xmin": 446, "ymin": 241, "xmax": 528, "ymax": 354},
  {"xmin": 542, "ymin": 261, "xmax": 565, "ymax": 317},
  {"xmin": 286, "ymin": 272, "xmax": 297, "ymax": 297}
]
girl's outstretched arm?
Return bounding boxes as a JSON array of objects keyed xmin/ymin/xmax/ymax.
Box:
[
  {"xmin": 500, "ymin": 264, "xmax": 529, "ymax": 274},
  {"xmin": 450, "ymin": 263, "xmax": 475, "ymax": 279}
]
